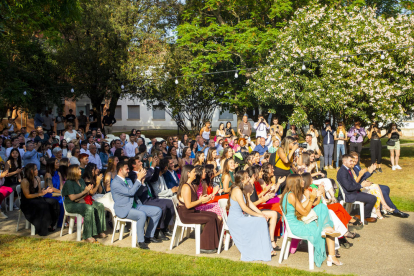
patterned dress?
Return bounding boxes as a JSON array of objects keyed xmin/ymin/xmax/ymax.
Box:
[{"xmin": 194, "ymin": 184, "xmax": 223, "ymax": 217}]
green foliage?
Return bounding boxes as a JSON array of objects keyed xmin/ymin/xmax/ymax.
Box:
[{"xmin": 249, "ymin": 4, "xmax": 414, "ymax": 127}]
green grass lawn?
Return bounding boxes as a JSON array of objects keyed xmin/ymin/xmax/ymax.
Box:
[{"xmin": 0, "ymin": 235, "xmax": 336, "ymax": 276}]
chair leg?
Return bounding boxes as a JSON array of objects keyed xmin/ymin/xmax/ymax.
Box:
[
  {"xmin": 30, "ymin": 224, "xmax": 35, "ymax": 236},
  {"xmin": 279, "ymin": 235, "xmax": 288, "ymax": 263},
  {"xmin": 284, "ymin": 238, "xmax": 292, "ymax": 260},
  {"xmin": 359, "ymin": 203, "xmax": 365, "ymax": 225},
  {"xmin": 131, "ymin": 222, "xmax": 137, "ymax": 248},
  {"xmin": 60, "ymin": 214, "xmax": 66, "ymax": 237},
  {"xmin": 76, "ymin": 215, "xmax": 82, "ymax": 241},
  {"xmin": 186, "ymin": 227, "xmax": 191, "ymax": 238},
  {"xmin": 25, "ymin": 219, "xmax": 30, "ymax": 230},
  {"xmin": 308, "ymin": 242, "xmax": 314, "ymax": 270},
  {"xmin": 119, "ymin": 221, "xmax": 125, "ymax": 241},
  {"xmin": 175, "ymin": 226, "xmax": 182, "ymax": 247},
  {"xmin": 68, "ymin": 217, "xmax": 75, "ymax": 234},
  {"xmin": 217, "ymin": 226, "xmax": 225, "ymax": 254},
  {"xmin": 195, "ymin": 225, "xmax": 201, "ymax": 255},
  {"xmin": 111, "ymin": 218, "xmax": 118, "ymax": 244},
  {"xmin": 169, "ymin": 223, "xmax": 178, "ymax": 250},
  {"xmin": 180, "ymin": 227, "xmax": 185, "ymax": 241},
  {"xmin": 16, "ymin": 210, "xmax": 21, "ymax": 232},
  {"xmin": 9, "ymin": 193, "xmax": 14, "ymax": 212},
  {"xmin": 224, "ymin": 231, "xmax": 231, "ymax": 251}
]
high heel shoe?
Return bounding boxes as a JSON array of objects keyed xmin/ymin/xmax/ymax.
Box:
[
  {"xmin": 382, "ymin": 206, "xmax": 395, "ymax": 214},
  {"xmin": 327, "ymin": 255, "xmax": 343, "ymax": 266}
]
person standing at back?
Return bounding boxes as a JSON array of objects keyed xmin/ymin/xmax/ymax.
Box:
[
  {"xmin": 88, "ymin": 109, "xmax": 98, "ymax": 131},
  {"xmin": 102, "ymin": 110, "xmax": 116, "ymax": 135},
  {"xmin": 77, "ymin": 111, "xmax": 88, "ymax": 132},
  {"xmin": 347, "ymin": 121, "xmax": 366, "ymax": 164},
  {"xmin": 65, "ymin": 109, "xmax": 77, "ymax": 128},
  {"xmin": 321, "ymin": 120, "xmax": 335, "ymax": 170},
  {"xmin": 269, "ymin": 117, "xmax": 283, "ymax": 139},
  {"xmin": 254, "ymin": 115, "xmax": 270, "ymax": 139},
  {"xmin": 200, "ymin": 121, "xmax": 211, "ymax": 144},
  {"xmin": 55, "ymin": 112, "xmax": 66, "ymax": 136},
  {"xmin": 238, "ymin": 115, "xmax": 252, "ymax": 138}
]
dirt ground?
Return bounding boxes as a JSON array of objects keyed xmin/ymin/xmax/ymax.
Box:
[{"xmin": 1, "ymin": 207, "xmax": 413, "ymax": 276}]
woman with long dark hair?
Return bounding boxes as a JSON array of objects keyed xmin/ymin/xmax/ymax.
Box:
[
  {"xmin": 193, "ymin": 151, "xmax": 205, "ymax": 167},
  {"xmin": 224, "ymin": 121, "xmax": 235, "ymax": 138},
  {"xmin": 226, "ymin": 170, "xmax": 275, "ymax": 261},
  {"xmin": 59, "ymin": 158, "xmax": 70, "ymax": 183},
  {"xmin": 20, "ymin": 164, "xmax": 59, "ymax": 235},
  {"xmin": 99, "ymin": 142, "xmax": 112, "ymax": 171},
  {"xmin": 4, "ymin": 148, "xmax": 23, "ymax": 209},
  {"xmin": 216, "ymin": 123, "xmax": 225, "ymax": 137},
  {"xmin": 61, "ymin": 164, "xmax": 106, "ymax": 243},
  {"xmin": 220, "ymin": 158, "xmax": 236, "ymax": 193},
  {"xmin": 176, "ymin": 165, "xmax": 222, "ymax": 253},
  {"xmin": 60, "ymin": 139, "xmax": 69, "ymax": 157},
  {"xmin": 190, "ymin": 140, "xmax": 197, "ymax": 159},
  {"xmin": 179, "ymin": 146, "xmax": 193, "ymax": 168}
]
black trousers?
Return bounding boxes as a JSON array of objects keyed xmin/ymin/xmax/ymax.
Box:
[
  {"xmin": 370, "ymin": 139, "xmax": 382, "ymax": 164},
  {"xmin": 143, "ymin": 198, "xmax": 175, "ymax": 229},
  {"xmin": 379, "ymin": 185, "xmax": 398, "ymax": 211},
  {"xmin": 355, "ymin": 192, "xmax": 377, "ymax": 219}
]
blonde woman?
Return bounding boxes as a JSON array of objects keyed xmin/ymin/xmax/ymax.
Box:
[{"xmin": 334, "ymin": 122, "xmax": 347, "ymax": 170}]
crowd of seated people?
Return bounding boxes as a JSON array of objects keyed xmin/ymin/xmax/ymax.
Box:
[{"xmin": 0, "ymin": 115, "xmax": 410, "ymax": 267}]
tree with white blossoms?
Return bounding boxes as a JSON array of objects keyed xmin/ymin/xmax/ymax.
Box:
[{"xmin": 249, "ymin": 4, "xmax": 414, "ymax": 128}]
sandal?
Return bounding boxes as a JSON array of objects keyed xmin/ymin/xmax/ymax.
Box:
[
  {"xmin": 97, "ymin": 233, "xmax": 107, "ymax": 238},
  {"xmin": 345, "ymin": 231, "xmax": 360, "ymax": 239},
  {"xmin": 335, "ymin": 249, "xmax": 341, "ymax": 258},
  {"xmin": 271, "ymin": 250, "xmax": 277, "ymax": 256},
  {"xmin": 85, "ymin": 237, "xmax": 97, "ymax": 243},
  {"xmin": 271, "ymin": 240, "xmax": 279, "ymax": 251}
]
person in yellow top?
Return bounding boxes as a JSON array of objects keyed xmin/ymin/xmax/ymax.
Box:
[{"xmin": 269, "ymin": 136, "xmax": 303, "ymax": 193}]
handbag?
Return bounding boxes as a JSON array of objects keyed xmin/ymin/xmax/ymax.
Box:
[
  {"xmin": 386, "ymin": 139, "xmax": 395, "ymax": 146},
  {"xmin": 301, "ymin": 209, "xmax": 318, "ymax": 224}
]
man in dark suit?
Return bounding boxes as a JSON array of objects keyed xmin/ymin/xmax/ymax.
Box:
[
  {"xmin": 163, "ymin": 158, "xmax": 180, "ymax": 189},
  {"xmin": 111, "ymin": 161, "xmax": 162, "ymax": 249},
  {"xmin": 128, "ymin": 156, "xmax": 175, "ymax": 240},
  {"xmin": 350, "ymin": 152, "xmax": 409, "ymax": 218},
  {"xmin": 337, "ymin": 154, "xmax": 377, "ymax": 224}
]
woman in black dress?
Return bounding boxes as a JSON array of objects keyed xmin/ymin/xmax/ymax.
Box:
[
  {"xmin": 177, "ymin": 165, "xmax": 222, "ymax": 254},
  {"xmin": 4, "ymin": 148, "xmax": 23, "ymax": 209},
  {"xmin": 20, "ymin": 164, "xmax": 60, "ymax": 235}
]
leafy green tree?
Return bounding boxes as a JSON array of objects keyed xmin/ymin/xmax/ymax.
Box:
[{"xmin": 249, "ymin": 4, "xmax": 414, "ymax": 128}]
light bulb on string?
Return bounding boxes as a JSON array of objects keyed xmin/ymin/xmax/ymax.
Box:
[
  {"xmin": 121, "ymin": 84, "xmax": 125, "ymax": 90},
  {"xmin": 380, "ymin": 51, "xmax": 385, "ymax": 60},
  {"xmin": 71, "ymin": 88, "xmax": 74, "ymax": 93},
  {"xmin": 301, "ymin": 62, "xmax": 306, "ymax": 70},
  {"xmin": 175, "ymin": 78, "xmax": 179, "ymax": 85},
  {"xmin": 23, "ymin": 91, "xmax": 27, "ymax": 96},
  {"xmin": 234, "ymin": 71, "xmax": 238, "ymax": 78}
]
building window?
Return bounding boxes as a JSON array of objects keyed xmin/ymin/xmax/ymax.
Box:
[
  {"xmin": 219, "ymin": 108, "xmax": 233, "ymax": 120},
  {"xmin": 128, "ymin": 105, "xmax": 140, "ymax": 120},
  {"xmin": 115, "ymin": 105, "xmax": 122, "ymax": 120},
  {"xmin": 153, "ymin": 106, "xmax": 165, "ymax": 120}
]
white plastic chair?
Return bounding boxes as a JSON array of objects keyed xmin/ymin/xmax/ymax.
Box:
[
  {"xmin": 106, "ymin": 134, "xmax": 116, "ymax": 139},
  {"xmin": 60, "ymin": 199, "xmax": 84, "ymax": 241},
  {"xmin": 217, "ymin": 198, "xmax": 233, "ymax": 254},
  {"xmin": 169, "ymin": 195, "xmax": 201, "ymax": 254},
  {"xmin": 15, "ymin": 185, "xmax": 35, "ymax": 235},
  {"xmin": 7, "ymin": 190, "xmax": 14, "ymax": 212},
  {"xmin": 111, "ymin": 217, "xmax": 138, "ymax": 247},
  {"xmin": 337, "ymin": 181, "xmax": 365, "ymax": 225},
  {"xmin": 279, "ymin": 210, "xmax": 315, "ymax": 270},
  {"xmin": 155, "ymin": 137, "xmax": 164, "ymax": 142}
]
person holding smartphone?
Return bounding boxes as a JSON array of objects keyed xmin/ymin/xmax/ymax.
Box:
[
  {"xmin": 270, "ymin": 117, "xmax": 283, "ymax": 139},
  {"xmin": 347, "ymin": 121, "xmax": 366, "ymax": 163},
  {"xmin": 254, "ymin": 115, "xmax": 270, "ymax": 138},
  {"xmin": 387, "ymin": 123, "xmax": 403, "ymax": 170}
]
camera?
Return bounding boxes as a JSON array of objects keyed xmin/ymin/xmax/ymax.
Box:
[
  {"xmin": 355, "ymin": 133, "xmax": 360, "ymax": 140},
  {"xmin": 299, "ymin": 143, "xmax": 307, "ymax": 149},
  {"xmin": 276, "ymin": 126, "xmax": 279, "ymax": 129}
]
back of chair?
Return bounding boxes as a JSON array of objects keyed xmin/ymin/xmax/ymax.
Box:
[
  {"xmin": 16, "ymin": 185, "xmax": 22, "ymax": 202},
  {"xmin": 218, "ymin": 198, "xmax": 229, "ymax": 226},
  {"xmin": 171, "ymin": 195, "xmax": 183, "ymax": 224},
  {"xmin": 336, "ymin": 181, "xmax": 347, "ymax": 202}
]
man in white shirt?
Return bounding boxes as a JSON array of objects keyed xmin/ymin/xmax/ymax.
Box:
[
  {"xmin": 88, "ymin": 144, "xmax": 102, "ymax": 170},
  {"xmin": 304, "ymin": 134, "xmax": 324, "ymax": 169},
  {"xmin": 86, "ymin": 135, "xmax": 101, "ymax": 150},
  {"xmin": 203, "ymin": 139, "xmax": 216, "ymax": 158},
  {"xmin": 125, "ymin": 134, "xmax": 138, "ymax": 157},
  {"xmin": 254, "ymin": 114, "xmax": 270, "ymax": 138},
  {"xmin": 6, "ymin": 137, "xmax": 25, "ymax": 158},
  {"xmin": 119, "ymin": 133, "xmax": 128, "ymax": 148},
  {"xmin": 80, "ymin": 140, "xmax": 91, "ymax": 156}
]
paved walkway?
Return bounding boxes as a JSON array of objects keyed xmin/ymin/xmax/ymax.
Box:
[{"xmin": 1, "ymin": 208, "xmax": 413, "ymax": 275}]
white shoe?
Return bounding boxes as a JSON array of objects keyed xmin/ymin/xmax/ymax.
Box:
[
  {"xmin": 392, "ymin": 166, "xmax": 396, "ymax": 170},
  {"xmin": 13, "ymin": 204, "xmax": 19, "ymax": 210},
  {"xmin": 396, "ymin": 165, "xmax": 402, "ymax": 170},
  {"xmin": 0, "ymin": 211, "xmax": 8, "ymax": 219}
]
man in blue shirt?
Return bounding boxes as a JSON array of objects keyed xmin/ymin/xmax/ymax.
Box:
[
  {"xmin": 253, "ymin": 137, "xmax": 268, "ymax": 159},
  {"xmin": 23, "ymin": 141, "xmax": 41, "ymax": 170}
]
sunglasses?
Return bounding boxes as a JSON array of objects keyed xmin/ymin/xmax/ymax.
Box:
[{"xmin": 105, "ymin": 145, "xmax": 109, "ymax": 147}]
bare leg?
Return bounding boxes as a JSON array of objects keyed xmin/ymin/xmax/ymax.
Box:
[
  {"xmin": 326, "ymin": 236, "xmax": 340, "ymax": 264},
  {"xmin": 395, "ymin": 149, "xmax": 400, "ymax": 166},
  {"xmin": 371, "ymin": 184, "xmax": 394, "ymax": 212},
  {"xmin": 263, "ymin": 210, "xmax": 277, "ymax": 246},
  {"xmin": 390, "ymin": 150, "xmax": 395, "ymax": 166}
]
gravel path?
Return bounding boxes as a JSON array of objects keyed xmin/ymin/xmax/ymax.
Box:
[{"xmin": 1, "ymin": 209, "xmax": 413, "ymax": 275}]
